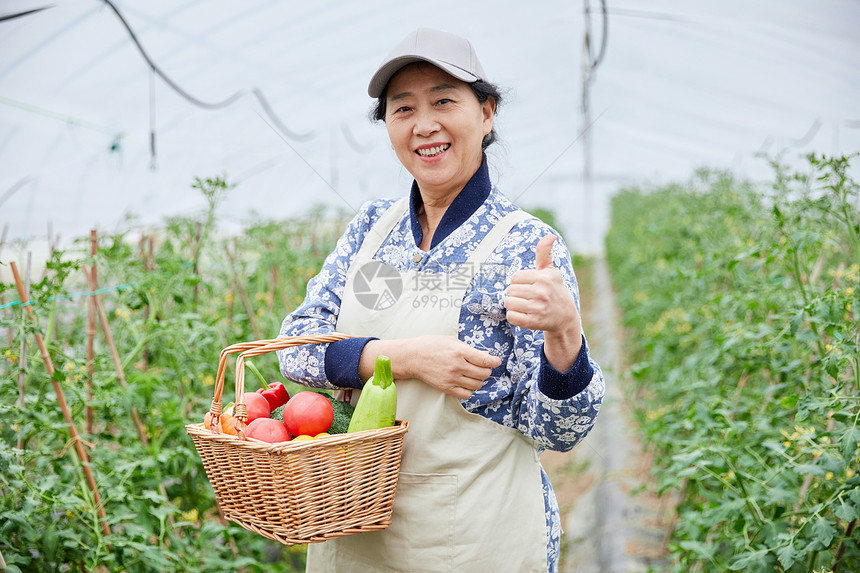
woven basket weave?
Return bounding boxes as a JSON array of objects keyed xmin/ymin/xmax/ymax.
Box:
[{"xmin": 186, "ymin": 334, "xmax": 409, "ymax": 546}]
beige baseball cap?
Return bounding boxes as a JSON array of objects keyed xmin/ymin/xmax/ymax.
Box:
[{"xmin": 368, "ymin": 28, "xmax": 488, "ymax": 98}]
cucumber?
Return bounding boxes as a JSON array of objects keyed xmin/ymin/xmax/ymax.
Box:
[{"xmin": 347, "ymin": 355, "xmax": 397, "ymax": 433}]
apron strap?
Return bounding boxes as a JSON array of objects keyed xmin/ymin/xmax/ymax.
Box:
[
  {"xmin": 354, "ymin": 197, "xmax": 409, "ymax": 261},
  {"xmin": 463, "ymin": 209, "xmax": 535, "ymax": 268},
  {"xmin": 356, "ymin": 199, "xmax": 533, "ymax": 270}
]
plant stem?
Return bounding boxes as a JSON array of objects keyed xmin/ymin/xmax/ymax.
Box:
[
  {"xmin": 839, "ymin": 202, "xmax": 860, "ymax": 264},
  {"xmin": 245, "ymin": 360, "xmax": 269, "ymax": 391},
  {"xmin": 806, "ymin": 549, "xmax": 819, "ymax": 573},
  {"xmin": 833, "ymin": 518, "xmax": 857, "ymax": 572}
]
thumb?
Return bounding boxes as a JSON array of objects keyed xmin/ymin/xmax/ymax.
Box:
[{"xmin": 535, "ymin": 234, "xmax": 556, "ymax": 270}]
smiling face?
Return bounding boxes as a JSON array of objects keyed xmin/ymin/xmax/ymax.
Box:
[{"xmin": 384, "ymin": 63, "xmax": 495, "ymax": 201}]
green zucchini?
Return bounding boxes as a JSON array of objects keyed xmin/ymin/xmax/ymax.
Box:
[{"xmin": 347, "ymin": 355, "xmax": 397, "ymax": 433}]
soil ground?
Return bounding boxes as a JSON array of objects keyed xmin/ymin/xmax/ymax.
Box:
[{"xmin": 539, "ymin": 256, "xmax": 678, "ymax": 572}]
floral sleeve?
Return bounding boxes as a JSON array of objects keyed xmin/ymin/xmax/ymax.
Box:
[
  {"xmin": 497, "ymin": 222, "xmax": 605, "ymax": 452},
  {"xmin": 276, "ymin": 199, "xmax": 393, "ymax": 388}
]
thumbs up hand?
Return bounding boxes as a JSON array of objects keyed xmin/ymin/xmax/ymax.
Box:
[
  {"xmin": 504, "ymin": 233, "xmax": 583, "ymax": 371},
  {"xmin": 534, "ymin": 233, "xmax": 556, "ymax": 270}
]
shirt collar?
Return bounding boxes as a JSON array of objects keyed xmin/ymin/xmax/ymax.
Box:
[{"xmin": 409, "ymin": 154, "xmax": 491, "ymax": 250}]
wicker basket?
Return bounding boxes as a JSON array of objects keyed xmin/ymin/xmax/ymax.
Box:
[{"xmin": 186, "ymin": 334, "xmax": 409, "ymax": 546}]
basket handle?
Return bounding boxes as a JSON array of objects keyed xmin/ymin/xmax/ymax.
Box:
[{"xmin": 208, "ymin": 334, "xmax": 352, "ymax": 432}]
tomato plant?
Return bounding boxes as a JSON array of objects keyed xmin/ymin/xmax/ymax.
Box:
[
  {"xmin": 0, "ymin": 175, "xmax": 347, "ymax": 571},
  {"xmin": 606, "ymin": 154, "xmax": 860, "ymax": 571},
  {"xmin": 282, "ymin": 392, "xmax": 334, "ymax": 437}
]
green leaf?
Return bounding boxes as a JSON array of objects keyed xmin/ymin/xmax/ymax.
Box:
[
  {"xmin": 150, "ymin": 505, "xmax": 175, "ymax": 522},
  {"xmin": 141, "ymin": 490, "xmax": 166, "ymax": 503},
  {"xmin": 222, "ymin": 556, "xmax": 260, "ymax": 567},
  {"xmin": 780, "ymin": 394, "xmax": 799, "ymax": 409},
  {"xmin": 835, "ymin": 499, "xmax": 856, "ymax": 522},
  {"xmin": 796, "ymin": 398, "xmax": 812, "ymax": 421},
  {"xmin": 789, "ymin": 309, "xmax": 805, "ymax": 335},
  {"xmin": 42, "ymin": 525, "xmax": 58, "ymax": 563},
  {"xmin": 671, "ymin": 450, "xmax": 704, "ymax": 466},
  {"xmin": 776, "ymin": 543, "xmax": 799, "ymax": 569},
  {"xmin": 793, "ymin": 463, "xmax": 825, "ymax": 476},
  {"xmin": 729, "ymin": 547, "xmax": 768, "ymax": 570},
  {"xmin": 838, "ymin": 425, "xmax": 860, "ymax": 459},
  {"xmin": 810, "ymin": 516, "xmax": 836, "ymax": 549},
  {"xmin": 677, "ymin": 466, "xmax": 701, "ymax": 478},
  {"xmin": 679, "ymin": 540, "xmax": 714, "ymax": 559},
  {"xmin": 767, "ymin": 486, "xmax": 797, "ymax": 505},
  {"xmin": 849, "ymin": 487, "xmax": 860, "ymax": 507}
]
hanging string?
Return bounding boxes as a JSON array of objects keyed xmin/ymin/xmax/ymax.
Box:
[
  {"xmin": 100, "ymin": 0, "xmax": 316, "ymax": 143},
  {"xmin": 0, "ymin": 282, "xmax": 139, "ymax": 311},
  {"xmin": 583, "ymin": 0, "xmax": 609, "ymax": 74},
  {"xmin": 0, "ymin": 96, "xmax": 118, "ymax": 136},
  {"xmin": 581, "ymin": 0, "xmax": 609, "ymax": 199},
  {"xmin": 0, "ymin": 5, "xmax": 53, "ymax": 23}
]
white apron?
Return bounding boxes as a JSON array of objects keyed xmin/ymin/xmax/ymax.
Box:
[{"xmin": 307, "ymin": 198, "xmax": 548, "ymax": 573}]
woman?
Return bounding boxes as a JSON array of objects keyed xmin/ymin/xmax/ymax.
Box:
[{"xmin": 278, "ymin": 27, "xmax": 604, "ymax": 573}]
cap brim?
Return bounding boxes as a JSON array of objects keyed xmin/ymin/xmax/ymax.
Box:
[{"xmin": 368, "ymin": 56, "xmax": 480, "ymax": 98}]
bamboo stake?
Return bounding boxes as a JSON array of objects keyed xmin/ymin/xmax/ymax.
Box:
[
  {"xmin": 834, "ymin": 518, "xmax": 857, "ymax": 572},
  {"xmin": 267, "ymin": 265, "xmax": 277, "ymax": 312},
  {"xmin": 9, "ymin": 261, "xmax": 111, "ymax": 538},
  {"xmin": 44, "ymin": 222, "xmax": 60, "ymax": 341},
  {"xmin": 147, "ymin": 236, "xmax": 155, "ymax": 271},
  {"xmin": 16, "ymin": 253, "xmax": 31, "ymax": 452},
  {"xmin": 279, "ymin": 277, "xmax": 292, "ymax": 313},
  {"xmin": 138, "ymin": 235, "xmax": 154, "ymax": 372},
  {"xmin": 83, "ymin": 265, "xmax": 149, "ymax": 446},
  {"xmin": 86, "ymin": 230, "xmax": 98, "ymax": 435},
  {"xmin": 192, "ymin": 221, "xmax": 202, "ymax": 308},
  {"xmin": 226, "ymin": 282, "xmax": 234, "ymax": 327}
]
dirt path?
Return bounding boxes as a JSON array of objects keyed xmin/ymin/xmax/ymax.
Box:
[{"xmin": 539, "ymin": 256, "xmax": 677, "ymax": 572}]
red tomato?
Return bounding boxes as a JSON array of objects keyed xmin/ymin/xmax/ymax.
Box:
[
  {"xmin": 282, "ymin": 392, "xmax": 334, "ymax": 437},
  {"xmin": 244, "ymin": 418, "xmax": 291, "ymax": 443},
  {"xmin": 242, "ymin": 391, "xmax": 271, "ymax": 423}
]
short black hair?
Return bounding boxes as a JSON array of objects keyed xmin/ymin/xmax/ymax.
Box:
[{"xmin": 369, "ymin": 78, "xmax": 504, "ymax": 151}]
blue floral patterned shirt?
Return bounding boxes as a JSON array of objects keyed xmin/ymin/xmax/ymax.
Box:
[{"xmin": 278, "ymin": 159, "xmax": 605, "ymax": 573}]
